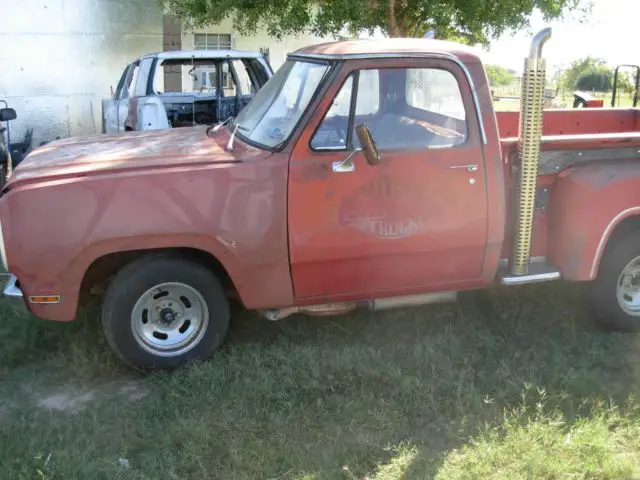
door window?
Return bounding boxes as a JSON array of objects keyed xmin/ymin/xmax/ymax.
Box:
[
  {"xmin": 406, "ymin": 68, "xmax": 466, "ymax": 120},
  {"xmin": 310, "ymin": 67, "xmax": 468, "ymax": 151},
  {"xmin": 310, "ymin": 75, "xmax": 354, "ymax": 150},
  {"xmin": 231, "ymin": 60, "xmax": 256, "ymax": 95},
  {"xmin": 152, "ymin": 60, "xmax": 219, "ymax": 94}
]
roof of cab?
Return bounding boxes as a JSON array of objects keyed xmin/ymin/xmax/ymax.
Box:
[
  {"xmin": 291, "ymin": 38, "xmax": 482, "ymax": 64},
  {"xmin": 139, "ymin": 49, "xmax": 265, "ymax": 61}
]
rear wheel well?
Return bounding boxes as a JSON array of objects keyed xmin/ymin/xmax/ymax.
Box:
[
  {"xmin": 597, "ymin": 215, "xmax": 640, "ymax": 274},
  {"xmin": 79, "ymin": 248, "xmax": 237, "ymax": 306}
]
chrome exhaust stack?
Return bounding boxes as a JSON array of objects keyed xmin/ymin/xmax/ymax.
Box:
[{"xmin": 509, "ymin": 27, "xmax": 552, "ymax": 276}]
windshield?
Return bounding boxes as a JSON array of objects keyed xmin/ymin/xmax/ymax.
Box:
[{"xmin": 234, "ymin": 60, "xmax": 330, "ymax": 149}]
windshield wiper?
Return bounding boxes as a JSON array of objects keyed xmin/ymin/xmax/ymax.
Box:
[
  {"xmin": 225, "ymin": 121, "xmax": 241, "ymax": 152},
  {"xmin": 206, "ymin": 116, "xmax": 233, "ymax": 137}
]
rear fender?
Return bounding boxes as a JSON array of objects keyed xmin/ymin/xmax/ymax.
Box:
[{"xmin": 547, "ymin": 161, "xmax": 640, "ymax": 280}]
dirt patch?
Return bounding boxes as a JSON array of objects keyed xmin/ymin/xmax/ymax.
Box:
[
  {"xmin": 35, "ymin": 379, "xmax": 150, "ymax": 414},
  {"xmin": 37, "ymin": 390, "xmax": 96, "ymax": 413}
]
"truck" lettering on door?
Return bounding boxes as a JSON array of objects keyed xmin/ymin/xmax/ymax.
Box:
[{"xmin": 338, "ymin": 174, "xmax": 445, "ymax": 239}]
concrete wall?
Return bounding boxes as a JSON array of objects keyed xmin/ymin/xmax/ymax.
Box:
[{"xmin": 0, "ymin": 0, "xmax": 163, "ymax": 146}]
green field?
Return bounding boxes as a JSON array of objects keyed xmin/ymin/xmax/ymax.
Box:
[
  {"xmin": 492, "ymin": 86, "xmax": 637, "ymax": 111},
  {"xmin": 1, "ymin": 282, "xmax": 640, "ymax": 479}
]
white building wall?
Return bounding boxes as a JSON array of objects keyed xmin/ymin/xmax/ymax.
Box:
[
  {"xmin": 181, "ymin": 19, "xmax": 329, "ymax": 72},
  {"xmin": 0, "ymin": 0, "xmax": 162, "ymax": 145}
]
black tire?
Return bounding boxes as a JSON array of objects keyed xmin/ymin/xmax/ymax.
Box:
[
  {"xmin": 588, "ymin": 231, "xmax": 640, "ymax": 332},
  {"xmin": 101, "ymin": 254, "xmax": 230, "ymax": 370}
]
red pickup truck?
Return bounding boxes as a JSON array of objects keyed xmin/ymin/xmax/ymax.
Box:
[{"xmin": 3, "ymin": 29, "xmax": 640, "ymax": 370}]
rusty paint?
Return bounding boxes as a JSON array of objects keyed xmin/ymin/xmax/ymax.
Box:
[
  {"xmin": 292, "ymin": 161, "xmax": 330, "ymax": 183},
  {"xmin": 339, "ymin": 173, "xmax": 444, "ymax": 239},
  {"xmin": 547, "ymin": 160, "xmax": 640, "ymax": 280}
]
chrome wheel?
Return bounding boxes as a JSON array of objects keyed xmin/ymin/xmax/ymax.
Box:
[
  {"xmin": 617, "ymin": 255, "xmax": 640, "ymax": 315},
  {"xmin": 131, "ymin": 282, "xmax": 209, "ymax": 357}
]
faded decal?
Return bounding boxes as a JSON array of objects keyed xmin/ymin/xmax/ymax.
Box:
[{"xmin": 339, "ymin": 174, "xmax": 445, "ymax": 239}]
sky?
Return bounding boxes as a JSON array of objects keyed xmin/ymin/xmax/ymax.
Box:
[{"xmin": 480, "ymin": 0, "xmax": 638, "ymax": 74}]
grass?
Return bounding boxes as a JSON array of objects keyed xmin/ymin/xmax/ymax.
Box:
[{"xmin": 1, "ymin": 282, "xmax": 640, "ymax": 479}]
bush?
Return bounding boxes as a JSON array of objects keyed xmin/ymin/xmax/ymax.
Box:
[{"xmin": 575, "ymin": 69, "xmax": 612, "ymax": 92}]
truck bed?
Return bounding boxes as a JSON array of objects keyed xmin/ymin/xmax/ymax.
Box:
[
  {"xmin": 497, "ymin": 108, "xmax": 640, "ymax": 262},
  {"xmin": 498, "ymin": 108, "xmax": 640, "ymax": 175},
  {"xmin": 497, "ymin": 108, "xmax": 640, "ymax": 138}
]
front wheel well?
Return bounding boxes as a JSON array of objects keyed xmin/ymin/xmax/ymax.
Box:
[{"xmin": 79, "ymin": 248, "xmax": 237, "ymax": 306}]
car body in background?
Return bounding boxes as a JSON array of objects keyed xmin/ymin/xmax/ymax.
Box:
[{"xmin": 102, "ymin": 50, "xmax": 273, "ymax": 133}]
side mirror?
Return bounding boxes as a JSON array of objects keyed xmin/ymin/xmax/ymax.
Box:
[
  {"xmin": 355, "ymin": 124, "xmax": 381, "ymax": 166},
  {"xmin": 0, "ymin": 108, "xmax": 17, "ymax": 122}
]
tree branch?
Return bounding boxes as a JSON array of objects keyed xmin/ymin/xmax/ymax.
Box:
[{"xmin": 387, "ymin": 0, "xmax": 402, "ymax": 37}]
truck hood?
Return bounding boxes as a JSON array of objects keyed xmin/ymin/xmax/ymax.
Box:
[{"xmin": 8, "ymin": 126, "xmax": 267, "ymax": 186}]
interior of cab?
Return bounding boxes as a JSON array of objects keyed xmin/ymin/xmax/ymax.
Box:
[
  {"xmin": 311, "ymin": 67, "xmax": 468, "ymax": 151},
  {"xmin": 151, "ymin": 58, "xmax": 267, "ymax": 127}
]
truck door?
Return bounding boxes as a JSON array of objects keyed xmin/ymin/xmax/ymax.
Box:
[{"xmin": 288, "ymin": 58, "xmax": 488, "ymax": 300}]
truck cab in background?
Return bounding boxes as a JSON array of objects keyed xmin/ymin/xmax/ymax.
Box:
[{"xmin": 102, "ymin": 50, "xmax": 272, "ymax": 133}]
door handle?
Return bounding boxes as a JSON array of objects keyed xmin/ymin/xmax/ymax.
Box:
[{"xmin": 449, "ymin": 164, "xmax": 479, "ymax": 172}]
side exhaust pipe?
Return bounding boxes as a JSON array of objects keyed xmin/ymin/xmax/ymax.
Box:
[
  {"xmin": 509, "ymin": 28, "xmax": 552, "ymax": 276},
  {"xmin": 261, "ymin": 292, "xmax": 457, "ymax": 321}
]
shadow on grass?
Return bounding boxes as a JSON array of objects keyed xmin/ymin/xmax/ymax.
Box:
[
  {"xmin": 1, "ymin": 282, "xmax": 640, "ymax": 478},
  {"xmin": 0, "ymin": 299, "xmax": 126, "ymax": 380}
]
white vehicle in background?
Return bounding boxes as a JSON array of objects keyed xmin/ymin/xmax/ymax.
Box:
[{"xmin": 102, "ymin": 50, "xmax": 272, "ymax": 133}]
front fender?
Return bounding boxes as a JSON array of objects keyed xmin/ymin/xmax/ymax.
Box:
[
  {"xmin": 1, "ymin": 158, "xmax": 292, "ymax": 321},
  {"xmin": 547, "ymin": 161, "xmax": 640, "ymax": 280}
]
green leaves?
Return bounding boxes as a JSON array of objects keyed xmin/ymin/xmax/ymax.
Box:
[
  {"xmin": 163, "ymin": 0, "xmax": 589, "ymax": 43},
  {"xmin": 560, "ymin": 56, "xmax": 610, "ymax": 90},
  {"xmin": 485, "ymin": 64, "xmax": 517, "ymax": 87}
]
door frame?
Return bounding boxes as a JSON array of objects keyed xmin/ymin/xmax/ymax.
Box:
[{"xmin": 287, "ymin": 55, "xmax": 496, "ymax": 302}]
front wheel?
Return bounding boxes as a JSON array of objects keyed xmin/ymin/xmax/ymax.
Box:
[
  {"xmin": 588, "ymin": 232, "xmax": 640, "ymax": 332},
  {"xmin": 101, "ymin": 255, "xmax": 230, "ymax": 370}
]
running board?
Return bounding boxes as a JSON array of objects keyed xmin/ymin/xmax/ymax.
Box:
[{"xmin": 499, "ymin": 261, "xmax": 561, "ymax": 286}]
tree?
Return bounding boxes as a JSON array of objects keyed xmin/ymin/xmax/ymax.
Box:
[
  {"xmin": 559, "ymin": 56, "xmax": 608, "ymax": 90},
  {"xmin": 575, "ymin": 70, "xmax": 612, "ymax": 92},
  {"xmin": 613, "ymin": 70, "xmax": 637, "ymax": 95},
  {"xmin": 485, "ymin": 64, "xmax": 516, "ymax": 87},
  {"xmin": 163, "ymin": 0, "xmax": 588, "ymax": 43}
]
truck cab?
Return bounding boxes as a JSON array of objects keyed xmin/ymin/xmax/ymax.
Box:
[
  {"xmin": 102, "ymin": 50, "xmax": 272, "ymax": 133},
  {"xmin": 4, "ymin": 30, "xmax": 640, "ymax": 370}
]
